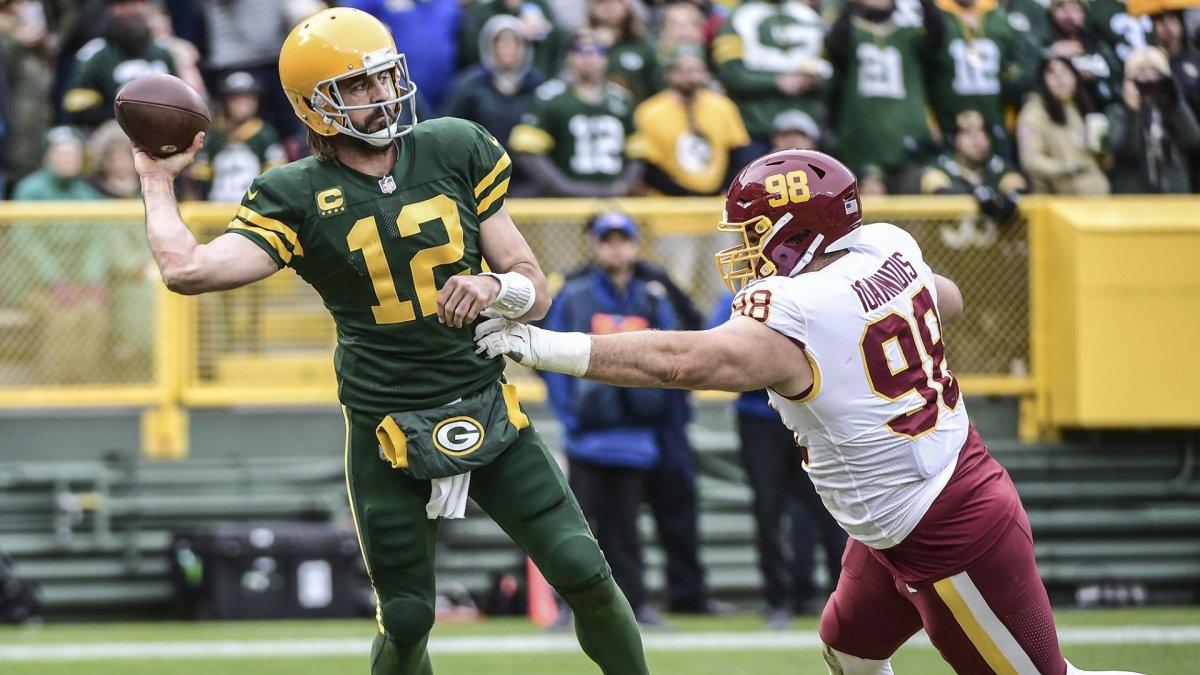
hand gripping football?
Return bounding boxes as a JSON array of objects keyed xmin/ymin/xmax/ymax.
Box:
[{"xmin": 114, "ymin": 73, "xmax": 211, "ymax": 158}]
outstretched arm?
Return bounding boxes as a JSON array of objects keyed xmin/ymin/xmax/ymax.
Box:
[
  {"xmin": 136, "ymin": 132, "xmax": 279, "ymax": 295},
  {"xmin": 476, "ymin": 314, "xmax": 815, "ymax": 396}
]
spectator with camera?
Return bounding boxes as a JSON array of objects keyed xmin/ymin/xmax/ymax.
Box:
[
  {"xmin": 1105, "ymin": 45, "xmax": 1200, "ymax": 193},
  {"xmin": 1150, "ymin": 9, "xmax": 1200, "ymax": 181},
  {"xmin": 1017, "ymin": 55, "xmax": 1111, "ymax": 194}
]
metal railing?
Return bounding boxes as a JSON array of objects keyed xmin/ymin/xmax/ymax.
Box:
[{"xmin": 0, "ymin": 196, "xmax": 1041, "ymax": 455}]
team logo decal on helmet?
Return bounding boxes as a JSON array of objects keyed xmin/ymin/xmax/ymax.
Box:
[
  {"xmin": 279, "ymin": 8, "xmax": 419, "ymax": 145},
  {"xmin": 715, "ymin": 150, "xmax": 863, "ymax": 291}
]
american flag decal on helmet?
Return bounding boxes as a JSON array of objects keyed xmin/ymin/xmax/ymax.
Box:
[{"xmin": 845, "ymin": 200, "xmax": 859, "ymax": 215}]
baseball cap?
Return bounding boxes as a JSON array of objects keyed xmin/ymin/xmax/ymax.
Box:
[
  {"xmin": 220, "ymin": 71, "xmax": 261, "ymax": 97},
  {"xmin": 589, "ymin": 211, "xmax": 639, "ymax": 239},
  {"xmin": 772, "ymin": 109, "xmax": 821, "ymax": 143}
]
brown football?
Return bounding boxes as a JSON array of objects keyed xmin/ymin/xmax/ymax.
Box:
[{"xmin": 114, "ymin": 73, "xmax": 211, "ymax": 158}]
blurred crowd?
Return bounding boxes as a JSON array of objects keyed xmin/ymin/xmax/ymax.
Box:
[{"xmin": 1, "ymin": 0, "xmax": 1199, "ymax": 208}]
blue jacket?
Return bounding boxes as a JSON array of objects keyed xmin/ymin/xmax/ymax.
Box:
[{"xmin": 544, "ymin": 269, "xmax": 677, "ymax": 469}]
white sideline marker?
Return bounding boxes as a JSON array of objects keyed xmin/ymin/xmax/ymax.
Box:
[{"xmin": 0, "ymin": 627, "xmax": 1198, "ymax": 662}]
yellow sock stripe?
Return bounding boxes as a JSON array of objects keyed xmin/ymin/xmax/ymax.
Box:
[
  {"xmin": 341, "ymin": 406, "xmax": 386, "ymax": 635},
  {"xmin": 228, "ymin": 222, "xmax": 293, "ymax": 264},
  {"xmin": 476, "ymin": 178, "xmax": 510, "ymax": 216},
  {"xmin": 933, "ymin": 576, "xmax": 1018, "ymax": 675},
  {"xmin": 473, "ymin": 152, "xmax": 512, "ymax": 198},
  {"xmin": 235, "ymin": 206, "xmax": 304, "ymax": 256}
]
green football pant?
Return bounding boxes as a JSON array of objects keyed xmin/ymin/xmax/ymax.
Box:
[{"xmin": 342, "ymin": 406, "xmax": 649, "ymax": 675}]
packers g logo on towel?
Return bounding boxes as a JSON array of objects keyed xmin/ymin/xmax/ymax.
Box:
[{"xmin": 432, "ymin": 417, "xmax": 485, "ymax": 456}]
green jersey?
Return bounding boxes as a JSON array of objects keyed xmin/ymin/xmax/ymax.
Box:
[
  {"xmin": 227, "ymin": 118, "xmax": 511, "ymax": 415},
  {"xmin": 63, "ymin": 37, "xmax": 175, "ymax": 123},
  {"xmin": 929, "ymin": 3, "xmax": 1038, "ymax": 152},
  {"xmin": 830, "ymin": 14, "xmax": 934, "ymax": 174},
  {"xmin": 607, "ymin": 37, "xmax": 661, "ymax": 104},
  {"xmin": 712, "ymin": 1, "xmax": 829, "ymax": 139},
  {"xmin": 508, "ymin": 79, "xmax": 641, "ymax": 183},
  {"xmin": 1087, "ymin": 0, "xmax": 1150, "ymax": 63},
  {"xmin": 192, "ymin": 117, "xmax": 287, "ymax": 203},
  {"xmin": 920, "ymin": 151, "xmax": 1025, "ymax": 194},
  {"xmin": 1001, "ymin": 0, "xmax": 1052, "ymax": 46}
]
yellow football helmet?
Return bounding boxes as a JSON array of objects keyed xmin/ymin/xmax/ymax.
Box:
[{"xmin": 279, "ymin": 8, "xmax": 419, "ymax": 145}]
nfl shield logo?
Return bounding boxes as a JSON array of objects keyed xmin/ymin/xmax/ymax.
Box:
[{"xmin": 378, "ymin": 175, "xmax": 397, "ymax": 194}]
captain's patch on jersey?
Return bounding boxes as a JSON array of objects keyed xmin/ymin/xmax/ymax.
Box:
[{"xmin": 316, "ymin": 187, "xmax": 346, "ymax": 216}]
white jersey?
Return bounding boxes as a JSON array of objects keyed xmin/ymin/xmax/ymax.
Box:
[{"xmin": 734, "ymin": 223, "xmax": 968, "ymax": 549}]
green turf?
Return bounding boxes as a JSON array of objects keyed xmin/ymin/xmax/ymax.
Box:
[{"xmin": 0, "ymin": 607, "xmax": 1196, "ymax": 674}]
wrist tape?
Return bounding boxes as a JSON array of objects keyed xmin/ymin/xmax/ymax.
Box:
[{"xmin": 482, "ymin": 272, "xmax": 536, "ymax": 319}]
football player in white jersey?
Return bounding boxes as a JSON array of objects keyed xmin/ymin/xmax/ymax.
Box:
[{"xmin": 475, "ymin": 150, "xmax": 1145, "ymax": 675}]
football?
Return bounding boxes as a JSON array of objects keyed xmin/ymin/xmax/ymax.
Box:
[{"xmin": 114, "ymin": 73, "xmax": 211, "ymax": 158}]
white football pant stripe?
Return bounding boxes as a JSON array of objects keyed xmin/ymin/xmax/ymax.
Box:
[{"xmin": 933, "ymin": 571, "xmax": 1040, "ymax": 674}]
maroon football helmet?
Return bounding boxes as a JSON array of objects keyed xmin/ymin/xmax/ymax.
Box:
[{"xmin": 715, "ymin": 150, "xmax": 863, "ymax": 291}]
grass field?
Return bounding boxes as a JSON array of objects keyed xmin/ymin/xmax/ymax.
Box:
[{"xmin": 1, "ymin": 607, "xmax": 1197, "ymax": 674}]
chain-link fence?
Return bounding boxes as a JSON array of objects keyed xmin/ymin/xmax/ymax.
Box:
[
  {"xmin": 0, "ymin": 197, "xmax": 1031, "ymax": 410},
  {"xmin": 0, "ymin": 206, "xmax": 159, "ymax": 392}
]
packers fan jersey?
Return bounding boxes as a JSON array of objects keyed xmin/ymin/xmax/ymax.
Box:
[
  {"xmin": 192, "ymin": 118, "xmax": 287, "ymax": 203},
  {"xmin": 509, "ymin": 80, "xmax": 642, "ymax": 183},
  {"xmin": 226, "ymin": 118, "xmax": 510, "ymax": 415},
  {"xmin": 831, "ymin": 15, "xmax": 934, "ymax": 174},
  {"xmin": 920, "ymin": 151, "xmax": 1025, "ymax": 195},
  {"xmin": 1086, "ymin": 0, "xmax": 1150, "ymax": 63},
  {"xmin": 928, "ymin": 2, "xmax": 1037, "ymax": 150},
  {"xmin": 63, "ymin": 38, "xmax": 175, "ymax": 120}
]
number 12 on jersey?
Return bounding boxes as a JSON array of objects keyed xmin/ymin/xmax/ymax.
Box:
[
  {"xmin": 346, "ymin": 194, "xmax": 466, "ymax": 325},
  {"xmin": 860, "ymin": 286, "xmax": 960, "ymax": 438}
]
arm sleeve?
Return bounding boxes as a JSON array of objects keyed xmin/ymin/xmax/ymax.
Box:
[
  {"xmin": 224, "ymin": 177, "xmax": 303, "ymax": 269},
  {"xmin": 712, "ymin": 21, "xmax": 782, "ymax": 96},
  {"xmin": 62, "ymin": 54, "xmax": 107, "ymax": 125},
  {"xmin": 463, "ymin": 120, "xmax": 512, "ymax": 221},
  {"xmin": 736, "ymin": 276, "xmax": 810, "ymax": 346}
]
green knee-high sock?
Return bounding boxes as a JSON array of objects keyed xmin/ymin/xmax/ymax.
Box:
[
  {"xmin": 371, "ymin": 630, "xmax": 434, "ymax": 675},
  {"xmin": 561, "ymin": 575, "xmax": 650, "ymax": 675}
]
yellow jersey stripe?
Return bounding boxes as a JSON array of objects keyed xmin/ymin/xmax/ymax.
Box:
[
  {"xmin": 474, "ymin": 152, "xmax": 512, "ymax": 198},
  {"xmin": 235, "ymin": 206, "xmax": 303, "ymax": 257},
  {"xmin": 933, "ymin": 577, "xmax": 1019, "ymax": 675},
  {"xmin": 476, "ymin": 178, "xmax": 510, "ymax": 216},
  {"xmin": 228, "ymin": 222, "xmax": 293, "ymax": 264}
]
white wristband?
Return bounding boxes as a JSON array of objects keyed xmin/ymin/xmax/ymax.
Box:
[
  {"xmin": 533, "ymin": 329, "xmax": 592, "ymax": 378},
  {"xmin": 482, "ymin": 272, "xmax": 536, "ymax": 319}
]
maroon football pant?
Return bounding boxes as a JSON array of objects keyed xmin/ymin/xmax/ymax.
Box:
[{"xmin": 820, "ymin": 511, "xmax": 1065, "ymax": 675}]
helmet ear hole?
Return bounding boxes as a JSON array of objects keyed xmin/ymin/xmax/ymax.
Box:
[{"xmin": 808, "ymin": 164, "xmax": 827, "ymax": 179}]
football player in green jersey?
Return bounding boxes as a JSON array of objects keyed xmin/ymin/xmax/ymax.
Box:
[{"xmin": 130, "ymin": 8, "xmax": 649, "ymax": 675}]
